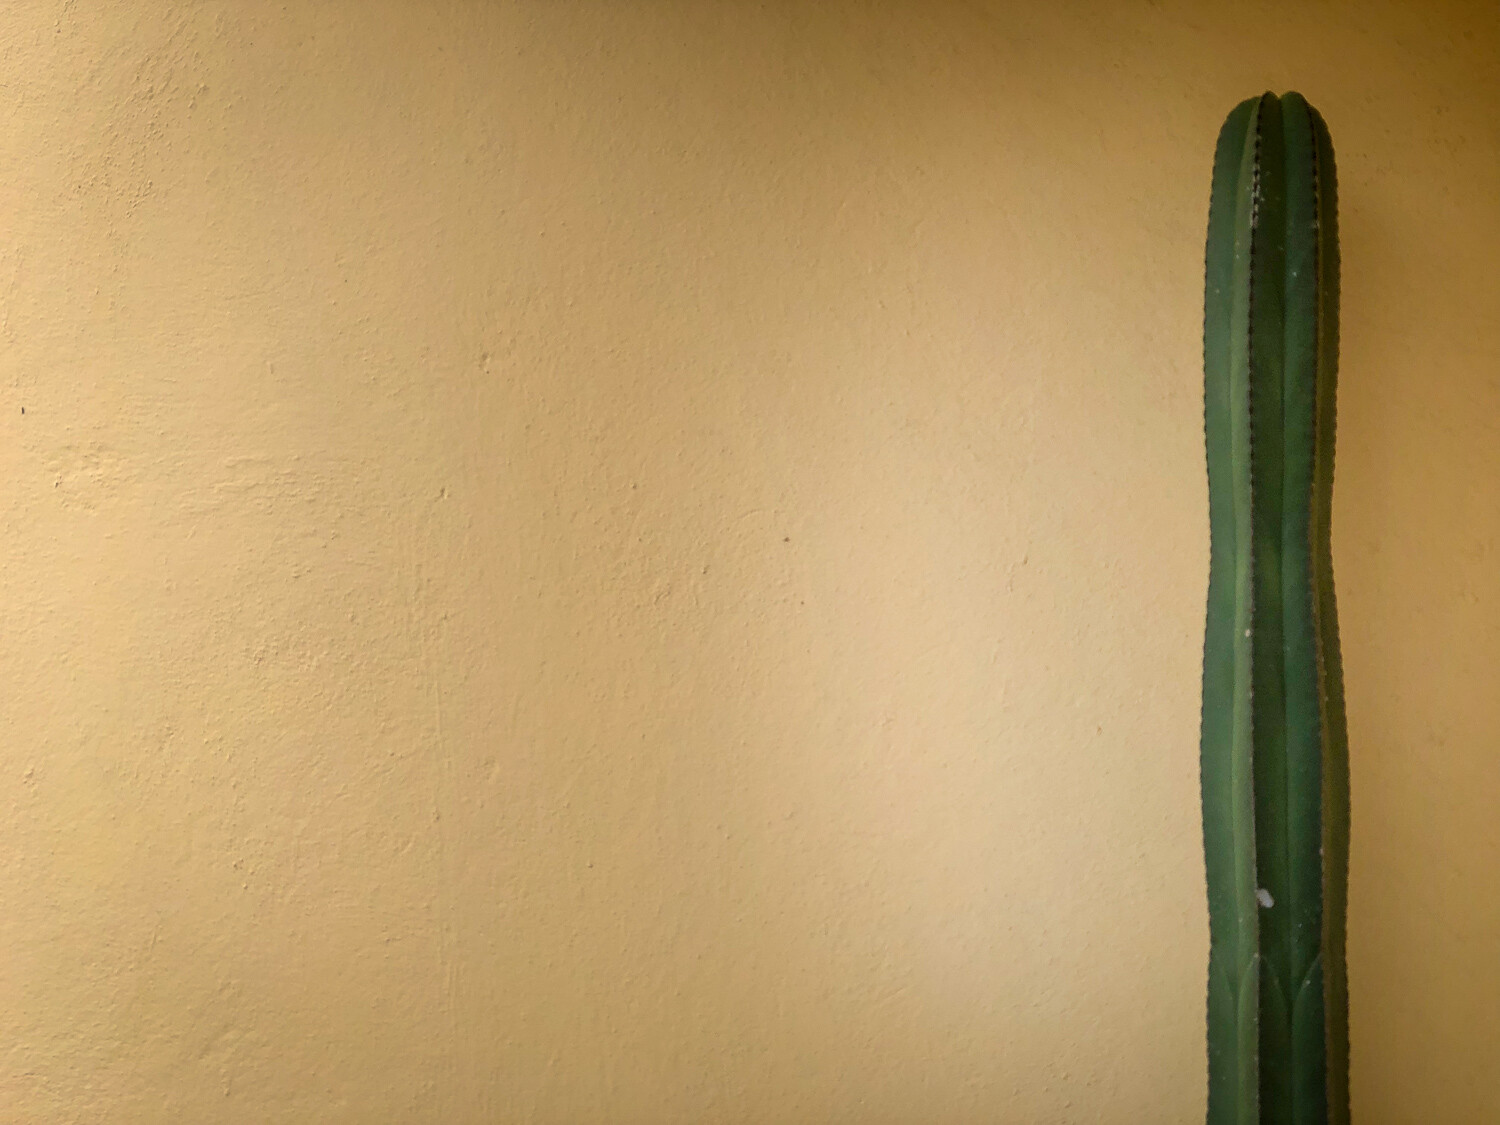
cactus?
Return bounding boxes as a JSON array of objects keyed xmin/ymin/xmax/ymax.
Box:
[{"xmin": 1200, "ymin": 92, "xmax": 1350, "ymax": 1125}]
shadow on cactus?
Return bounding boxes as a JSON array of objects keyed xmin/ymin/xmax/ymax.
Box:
[{"xmin": 1201, "ymin": 92, "xmax": 1350, "ymax": 1125}]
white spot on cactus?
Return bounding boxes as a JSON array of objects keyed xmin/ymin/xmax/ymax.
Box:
[{"xmin": 1256, "ymin": 888, "xmax": 1275, "ymax": 909}]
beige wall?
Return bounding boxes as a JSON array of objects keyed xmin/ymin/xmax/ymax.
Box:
[{"xmin": 3, "ymin": 3, "xmax": 1496, "ymax": 1122}]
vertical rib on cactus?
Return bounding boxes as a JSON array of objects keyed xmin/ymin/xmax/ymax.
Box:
[{"xmin": 1201, "ymin": 92, "xmax": 1348, "ymax": 1125}]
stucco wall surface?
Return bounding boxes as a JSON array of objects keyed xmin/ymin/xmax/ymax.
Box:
[{"xmin": 2, "ymin": 3, "xmax": 1497, "ymax": 1122}]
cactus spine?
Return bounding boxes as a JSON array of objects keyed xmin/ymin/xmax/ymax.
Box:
[{"xmin": 1201, "ymin": 92, "xmax": 1349, "ymax": 1125}]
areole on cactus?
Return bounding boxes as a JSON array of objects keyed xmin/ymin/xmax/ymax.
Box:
[{"xmin": 1200, "ymin": 92, "xmax": 1350, "ymax": 1125}]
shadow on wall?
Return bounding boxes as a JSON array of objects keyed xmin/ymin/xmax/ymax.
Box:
[{"xmin": 1335, "ymin": 163, "xmax": 1500, "ymax": 1112}]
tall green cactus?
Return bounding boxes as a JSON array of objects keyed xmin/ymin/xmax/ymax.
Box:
[{"xmin": 1201, "ymin": 92, "xmax": 1350, "ymax": 1125}]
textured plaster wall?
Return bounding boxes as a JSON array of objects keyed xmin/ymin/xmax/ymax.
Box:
[{"xmin": 2, "ymin": 3, "xmax": 1497, "ymax": 1122}]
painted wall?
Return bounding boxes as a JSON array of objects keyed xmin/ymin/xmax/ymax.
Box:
[{"xmin": 3, "ymin": 3, "xmax": 1496, "ymax": 1121}]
